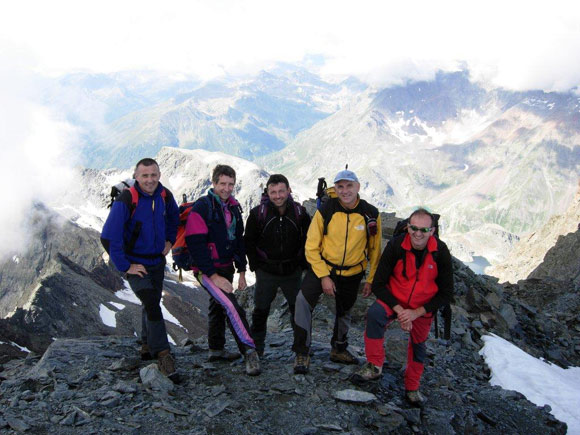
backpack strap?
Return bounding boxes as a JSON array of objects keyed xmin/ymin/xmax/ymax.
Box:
[
  {"xmin": 120, "ymin": 186, "xmax": 167, "ymax": 256},
  {"xmin": 320, "ymin": 197, "xmax": 339, "ymax": 236},
  {"xmin": 128, "ymin": 186, "xmax": 139, "ymax": 218}
]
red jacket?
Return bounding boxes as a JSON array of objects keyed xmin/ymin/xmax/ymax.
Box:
[
  {"xmin": 390, "ymin": 235, "xmax": 439, "ymax": 309},
  {"xmin": 372, "ymin": 233, "xmax": 453, "ymax": 313}
]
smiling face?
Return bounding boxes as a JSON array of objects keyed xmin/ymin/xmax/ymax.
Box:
[
  {"xmin": 267, "ymin": 182, "xmax": 290, "ymax": 208},
  {"xmin": 408, "ymin": 213, "xmax": 435, "ymax": 250},
  {"xmin": 134, "ymin": 163, "xmax": 160, "ymax": 195},
  {"xmin": 213, "ymin": 175, "xmax": 236, "ymax": 201},
  {"xmin": 334, "ymin": 180, "xmax": 360, "ymax": 209}
]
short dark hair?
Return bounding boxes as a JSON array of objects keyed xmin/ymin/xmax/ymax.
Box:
[
  {"xmin": 134, "ymin": 158, "xmax": 159, "ymax": 175},
  {"xmin": 266, "ymin": 174, "xmax": 290, "ymax": 189},
  {"xmin": 409, "ymin": 208, "xmax": 434, "ymax": 226},
  {"xmin": 212, "ymin": 164, "xmax": 236, "ymax": 184}
]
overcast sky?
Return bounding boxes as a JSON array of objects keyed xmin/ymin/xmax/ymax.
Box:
[{"xmin": 1, "ymin": 0, "xmax": 579, "ymax": 91}]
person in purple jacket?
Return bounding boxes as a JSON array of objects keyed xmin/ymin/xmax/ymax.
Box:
[
  {"xmin": 101, "ymin": 158, "xmax": 179, "ymax": 381},
  {"xmin": 184, "ymin": 164, "xmax": 261, "ymax": 376}
]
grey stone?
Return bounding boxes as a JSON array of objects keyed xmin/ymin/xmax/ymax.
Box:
[
  {"xmin": 108, "ymin": 357, "xmax": 139, "ymax": 371},
  {"xmin": 314, "ymin": 422, "xmax": 342, "ymax": 431},
  {"xmin": 6, "ymin": 416, "xmax": 31, "ymax": 432},
  {"xmin": 204, "ymin": 399, "xmax": 231, "ymax": 417},
  {"xmin": 321, "ymin": 362, "xmax": 342, "ymax": 373},
  {"xmin": 498, "ymin": 304, "xmax": 519, "ymax": 330},
  {"xmin": 139, "ymin": 364, "xmax": 174, "ymax": 395},
  {"xmin": 332, "ymin": 389, "xmax": 376, "ymax": 403},
  {"xmin": 400, "ymin": 408, "xmax": 422, "ymax": 425},
  {"xmin": 113, "ymin": 380, "xmax": 138, "ymax": 394},
  {"xmin": 156, "ymin": 403, "xmax": 189, "ymax": 416},
  {"xmin": 101, "ymin": 396, "xmax": 121, "ymax": 408}
]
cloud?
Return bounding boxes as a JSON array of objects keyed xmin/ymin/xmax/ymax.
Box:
[
  {"xmin": 1, "ymin": 0, "xmax": 579, "ymax": 91},
  {"xmin": 0, "ymin": 45, "xmax": 80, "ymax": 261}
]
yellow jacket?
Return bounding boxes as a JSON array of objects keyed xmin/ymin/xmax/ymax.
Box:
[{"xmin": 305, "ymin": 198, "xmax": 382, "ymax": 282}]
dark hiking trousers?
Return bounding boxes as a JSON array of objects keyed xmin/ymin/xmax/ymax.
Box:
[
  {"xmin": 207, "ymin": 266, "xmax": 254, "ymax": 354},
  {"xmin": 127, "ymin": 260, "xmax": 170, "ymax": 357},
  {"xmin": 250, "ymin": 267, "xmax": 302, "ymax": 354},
  {"xmin": 292, "ymin": 269, "xmax": 364, "ymax": 355}
]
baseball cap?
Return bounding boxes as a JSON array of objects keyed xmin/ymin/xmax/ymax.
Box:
[{"xmin": 334, "ymin": 169, "xmax": 359, "ymax": 183}]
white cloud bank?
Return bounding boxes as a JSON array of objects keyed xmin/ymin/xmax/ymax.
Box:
[
  {"xmin": 0, "ymin": 46, "xmax": 80, "ymax": 261},
  {"xmin": 1, "ymin": 0, "xmax": 579, "ymax": 92}
]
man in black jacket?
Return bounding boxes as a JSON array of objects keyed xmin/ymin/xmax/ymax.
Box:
[{"xmin": 244, "ymin": 174, "xmax": 311, "ymax": 356}]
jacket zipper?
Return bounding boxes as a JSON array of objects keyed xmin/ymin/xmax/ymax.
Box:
[
  {"xmin": 406, "ymin": 251, "xmax": 424, "ymax": 306},
  {"xmin": 153, "ymin": 197, "xmax": 158, "ymax": 249},
  {"xmin": 340, "ymin": 214, "xmax": 350, "ymax": 271},
  {"xmin": 278, "ymin": 216, "xmax": 283, "ymax": 258}
]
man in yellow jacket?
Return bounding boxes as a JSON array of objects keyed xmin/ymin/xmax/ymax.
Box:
[{"xmin": 292, "ymin": 169, "xmax": 382, "ymax": 374}]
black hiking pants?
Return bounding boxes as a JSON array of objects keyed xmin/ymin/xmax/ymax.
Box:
[
  {"xmin": 292, "ymin": 269, "xmax": 363, "ymax": 355},
  {"xmin": 250, "ymin": 267, "xmax": 302, "ymax": 354},
  {"xmin": 126, "ymin": 260, "xmax": 170, "ymax": 357}
]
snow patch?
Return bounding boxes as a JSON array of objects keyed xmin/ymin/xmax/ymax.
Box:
[
  {"xmin": 109, "ymin": 302, "xmax": 125, "ymax": 310},
  {"xmin": 480, "ymin": 334, "xmax": 580, "ymax": 434},
  {"xmin": 161, "ymin": 296, "xmax": 183, "ymax": 328},
  {"xmin": 0, "ymin": 341, "xmax": 31, "ymax": 353},
  {"xmin": 115, "ymin": 281, "xmax": 141, "ymax": 305},
  {"xmin": 99, "ymin": 304, "xmax": 117, "ymax": 328}
]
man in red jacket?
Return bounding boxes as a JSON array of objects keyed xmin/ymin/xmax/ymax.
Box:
[{"xmin": 353, "ymin": 208, "xmax": 454, "ymax": 406}]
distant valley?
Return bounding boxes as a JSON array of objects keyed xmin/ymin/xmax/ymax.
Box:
[{"xmin": 43, "ymin": 66, "xmax": 580, "ymax": 268}]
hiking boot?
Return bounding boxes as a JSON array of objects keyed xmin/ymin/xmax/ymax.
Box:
[
  {"xmin": 207, "ymin": 349, "xmax": 241, "ymax": 362},
  {"xmin": 245, "ymin": 350, "xmax": 261, "ymax": 376},
  {"xmin": 157, "ymin": 350, "xmax": 179, "ymax": 382},
  {"xmin": 293, "ymin": 354, "xmax": 310, "ymax": 374},
  {"xmin": 140, "ymin": 344, "xmax": 153, "ymax": 361},
  {"xmin": 405, "ymin": 390, "xmax": 426, "ymax": 407},
  {"xmin": 352, "ymin": 362, "xmax": 382, "ymax": 382},
  {"xmin": 330, "ymin": 348, "xmax": 358, "ymax": 365}
]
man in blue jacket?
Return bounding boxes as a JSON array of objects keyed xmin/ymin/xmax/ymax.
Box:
[{"xmin": 101, "ymin": 158, "xmax": 179, "ymax": 380}]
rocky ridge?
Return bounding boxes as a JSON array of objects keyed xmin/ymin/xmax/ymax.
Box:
[
  {"xmin": 1, "ymin": 247, "xmax": 575, "ymax": 433},
  {"xmin": 0, "ymin": 203, "xmax": 209, "ymax": 363},
  {"xmin": 1, "ymin": 174, "xmax": 579, "ymax": 432},
  {"xmin": 488, "ymin": 183, "xmax": 580, "ymax": 283}
]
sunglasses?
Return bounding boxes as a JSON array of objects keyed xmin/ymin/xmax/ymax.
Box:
[{"xmin": 409, "ymin": 225, "xmax": 432, "ymax": 233}]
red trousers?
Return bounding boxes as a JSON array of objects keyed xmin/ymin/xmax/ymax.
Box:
[{"xmin": 364, "ymin": 299, "xmax": 433, "ymax": 390}]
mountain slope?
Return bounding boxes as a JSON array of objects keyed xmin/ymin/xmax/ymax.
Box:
[
  {"xmin": 488, "ymin": 184, "xmax": 580, "ymax": 282},
  {"xmin": 262, "ymin": 71, "xmax": 580, "ymax": 264},
  {"xmin": 47, "ymin": 65, "xmax": 365, "ymax": 169}
]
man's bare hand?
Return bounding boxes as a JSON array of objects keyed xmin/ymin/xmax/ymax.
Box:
[
  {"xmin": 321, "ymin": 276, "xmax": 336, "ymax": 297},
  {"xmin": 400, "ymin": 320, "xmax": 413, "ymax": 332},
  {"xmin": 162, "ymin": 241, "xmax": 172, "ymax": 256},
  {"xmin": 238, "ymin": 272, "xmax": 247, "ymax": 291},
  {"xmin": 361, "ymin": 282, "xmax": 372, "ymax": 298},
  {"xmin": 397, "ymin": 308, "xmax": 424, "ymax": 324},
  {"xmin": 211, "ymin": 274, "xmax": 234, "ymax": 293},
  {"xmin": 127, "ymin": 264, "xmax": 147, "ymax": 277}
]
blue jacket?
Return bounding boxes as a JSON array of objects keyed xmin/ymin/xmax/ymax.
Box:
[
  {"xmin": 101, "ymin": 182, "xmax": 179, "ymax": 272},
  {"xmin": 184, "ymin": 189, "xmax": 247, "ymax": 276}
]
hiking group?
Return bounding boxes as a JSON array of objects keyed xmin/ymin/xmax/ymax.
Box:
[{"xmin": 101, "ymin": 157, "xmax": 454, "ymax": 406}]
